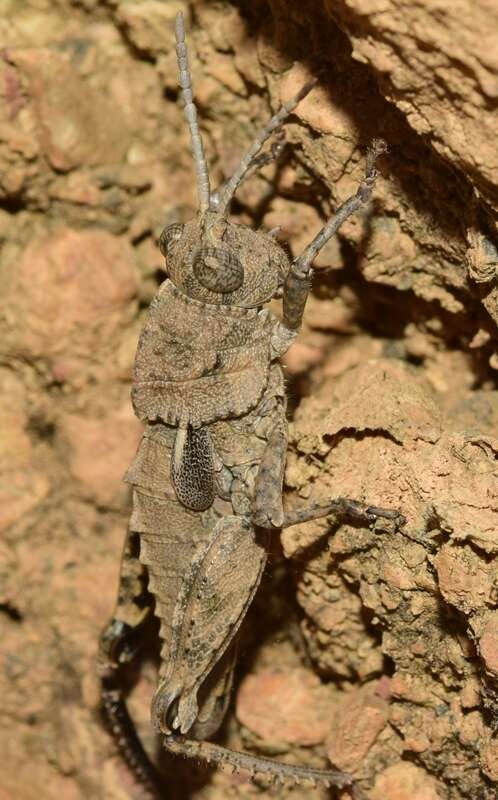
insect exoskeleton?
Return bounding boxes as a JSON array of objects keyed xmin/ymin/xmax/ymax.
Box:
[{"xmin": 158, "ymin": 213, "xmax": 290, "ymax": 308}]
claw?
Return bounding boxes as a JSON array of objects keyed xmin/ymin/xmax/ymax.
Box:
[{"xmin": 151, "ymin": 683, "xmax": 181, "ymax": 734}]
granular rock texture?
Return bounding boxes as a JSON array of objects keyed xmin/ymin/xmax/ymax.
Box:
[
  {"xmin": 0, "ymin": 1, "xmax": 496, "ymax": 799},
  {"xmin": 284, "ymin": 358, "xmax": 497, "ymax": 799}
]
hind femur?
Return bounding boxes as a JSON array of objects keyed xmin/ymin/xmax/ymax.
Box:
[{"xmin": 192, "ymin": 246, "xmax": 244, "ymax": 293}]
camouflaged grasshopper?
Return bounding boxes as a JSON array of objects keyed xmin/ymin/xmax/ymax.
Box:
[{"xmin": 99, "ymin": 11, "xmax": 404, "ymax": 797}]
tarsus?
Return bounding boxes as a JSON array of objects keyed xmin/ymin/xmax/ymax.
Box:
[
  {"xmin": 163, "ymin": 734, "xmax": 354, "ymax": 790},
  {"xmin": 101, "ymin": 671, "xmax": 162, "ymax": 799}
]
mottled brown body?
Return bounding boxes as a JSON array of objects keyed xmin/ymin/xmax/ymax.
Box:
[
  {"xmin": 127, "ymin": 356, "xmax": 286, "ymax": 739},
  {"xmin": 98, "ymin": 12, "xmax": 404, "ymax": 798}
]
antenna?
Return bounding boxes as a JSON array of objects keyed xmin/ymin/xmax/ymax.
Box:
[
  {"xmin": 175, "ymin": 12, "xmax": 211, "ymax": 213},
  {"xmin": 215, "ymin": 78, "xmax": 317, "ymax": 216}
]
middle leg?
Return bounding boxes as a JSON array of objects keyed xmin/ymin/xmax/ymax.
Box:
[{"xmin": 251, "ymin": 409, "xmax": 404, "ymax": 531}]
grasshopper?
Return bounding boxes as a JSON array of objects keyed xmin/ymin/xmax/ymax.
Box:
[{"xmin": 99, "ymin": 12, "xmax": 404, "ymax": 797}]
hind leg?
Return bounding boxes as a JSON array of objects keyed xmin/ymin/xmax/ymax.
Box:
[
  {"xmin": 99, "ymin": 529, "xmax": 160, "ymax": 796},
  {"xmin": 153, "ymin": 515, "xmax": 267, "ymax": 737},
  {"xmin": 283, "ymin": 139, "xmax": 387, "ymax": 331},
  {"xmin": 156, "ymin": 514, "xmax": 354, "ymax": 791},
  {"xmin": 99, "ymin": 529, "xmax": 152, "ymax": 673},
  {"xmin": 190, "ymin": 642, "xmax": 238, "ymax": 740}
]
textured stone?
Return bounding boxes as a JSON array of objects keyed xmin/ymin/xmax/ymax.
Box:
[
  {"xmin": 116, "ymin": 0, "xmax": 184, "ymax": 55},
  {"xmin": 371, "ymin": 762, "xmax": 442, "ymax": 800},
  {"xmin": 236, "ymin": 669, "xmax": 334, "ymax": 746},
  {"xmin": 481, "ymin": 737, "xmax": 498, "ymax": 781},
  {"xmin": 60, "ymin": 407, "xmax": 143, "ymax": 508},
  {"xmin": 325, "ymin": 682, "xmax": 389, "ymax": 773},
  {"xmin": 0, "ymin": 228, "xmax": 138, "ymax": 383},
  {"xmin": 478, "ymin": 612, "xmax": 498, "ymax": 677},
  {"xmin": 327, "ymin": 0, "xmax": 498, "ymax": 211},
  {"xmin": 436, "ymin": 543, "xmax": 494, "ymax": 613},
  {"xmin": 8, "ymin": 47, "xmax": 128, "ymax": 170},
  {"xmin": 296, "ymin": 358, "xmax": 442, "ymax": 445},
  {"xmin": 0, "ymin": 370, "xmax": 49, "ymax": 531}
]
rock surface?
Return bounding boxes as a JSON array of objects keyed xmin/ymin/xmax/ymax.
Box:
[{"xmin": 0, "ymin": 1, "xmax": 496, "ymax": 799}]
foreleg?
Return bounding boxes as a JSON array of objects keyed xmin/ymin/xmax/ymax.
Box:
[
  {"xmin": 283, "ymin": 139, "xmax": 387, "ymax": 331},
  {"xmin": 251, "ymin": 409, "xmax": 287, "ymax": 528}
]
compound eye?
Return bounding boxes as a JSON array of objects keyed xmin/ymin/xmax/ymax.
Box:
[
  {"xmin": 158, "ymin": 223, "xmax": 184, "ymax": 257},
  {"xmin": 192, "ymin": 246, "xmax": 243, "ymax": 293}
]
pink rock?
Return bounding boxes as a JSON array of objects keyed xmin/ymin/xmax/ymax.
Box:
[
  {"xmin": 478, "ymin": 612, "xmax": 498, "ymax": 676},
  {"xmin": 116, "ymin": 1, "xmax": 184, "ymax": 55},
  {"xmin": 371, "ymin": 762, "xmax": 442, "ymax": 800},
  {"xmin": 60, "ymin": 406, "xmax": 143, "ymax": 508},
  {"xmin": 0, "ymin": 370, "xmax": 49, "ymax": 530},
  {"xmin": 263, "ymin": 200, "xmax": 341, "ymax": 269},
  {"xmin": 2, "ymin": 228, "xmax": 138, "ymax": 381},
  {"xmin": 295, "ymin": 358, "xmax": 442, "ymax": 445},
  {"xmin": 236, "ymin": 668, "xmax": 334, "ymax": 746},
  {"xmin": 325, "ymin": 682, "xmax": 389, "ymax": 773},
  {"xmin": 436, "ymin": 543, "xmax": 494, "ymax": 613},
  {"xmin": 8, "ymin": 47, "xmax": 128, "ymax": 170},
  {"xmin": 460, "ymin": 677, "xmax": 480, "ymax": 709},
  {"xmin": 390, "ymin": 672, "xmax": 431, "ymax": 705},
  {"xmin": 280, "ymin": 63, "xmax": 357, "ymax": 140},
  {"xmin": 381, "ymin": 558, "xmax": 416, "ymax": 591},
  {"xmin": 283, "ymin": 338, "xmax": 328, "ymax": 375},
  {"xmin": 481, "ymin": 737, "xmax": 498, "ymax": 781}
]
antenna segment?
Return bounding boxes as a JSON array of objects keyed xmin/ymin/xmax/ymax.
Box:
[
  {"xmin": 216, "ymin": 78, "xmax": 318, "ymax": 216},
  {"xmin": 175, "ymin": 12, "xmax": 211, "ymax": 213}
]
